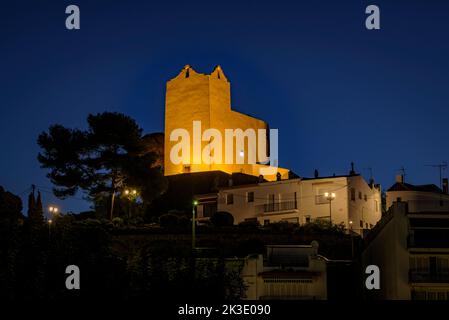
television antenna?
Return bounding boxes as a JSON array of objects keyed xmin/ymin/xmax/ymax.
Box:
[{"xmin": 425, "ymin": 161, "xmax": 447, "ymax": 191}]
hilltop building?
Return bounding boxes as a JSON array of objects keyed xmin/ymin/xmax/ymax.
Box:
[{"xmin": 164, "ymin": 65, "xmax": 289, "ymax": 181}]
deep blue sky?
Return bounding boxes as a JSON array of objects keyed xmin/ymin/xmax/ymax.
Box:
[{"xmin": 1, "ymin": 0, "xmax": 449, "ymax": 213}]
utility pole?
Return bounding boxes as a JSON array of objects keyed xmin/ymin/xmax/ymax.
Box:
[
  {"xmin": 425, "ymin": 162, "xmax": 447, "ymax": 191},
  {"xmin": 398, "ymin": 166, "xmax": 406, "ymax": 182},
  {"xmin": 426, "ymin": 162, "xmax": 447, "ymax": 205},
  {"xmin": 363, "ymin": 167, "xmax": 373, "ymax": 181},
  {"xmin": 192, "ymin": 200, "xmax": 198, "ymax": 250}
]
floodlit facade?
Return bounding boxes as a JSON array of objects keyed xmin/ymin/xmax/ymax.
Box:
[{"xmin": 164, "ymin": 65, "xmax": 289, "ymax": 181}]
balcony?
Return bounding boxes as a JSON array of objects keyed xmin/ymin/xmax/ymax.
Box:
[
  {"xmin": 407, "ymin": 199, "xmax": 449, "ymax": 213},
  {"xmin": 409, "ymin": 270, "xmax": 449, "ymax": 283},
  {"xmin": 256, "ymin": 200, "xmax": 298, "ymax": 215}
]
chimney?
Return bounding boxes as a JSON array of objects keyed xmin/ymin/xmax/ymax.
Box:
[
  {"xmin": 276, "ymin": 172, "xmax": 282, "ymax": 181},
  {"xmin": 314, "ymin": 169, "xmax": 319, "ymax": 178},
  {"xmin": 349, "ymin": 162, "xmax": 356, "ymax": 175},
  {"xmin": 443, "ymin": 178, "xmax": 448, "ymax": 194},
  {"xmin": 395, "ymin": 174, "xmax": 404, "ymax": 184}
]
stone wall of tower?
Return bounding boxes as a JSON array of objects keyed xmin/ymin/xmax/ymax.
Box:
[{"xmin": 164, "ymin": 65, "xmax": 289, "ymax": 180}]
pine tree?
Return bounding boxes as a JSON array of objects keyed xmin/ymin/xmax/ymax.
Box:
[
  {"xmin": 27, "ymin": 190, "xmax": 35, "ymax": 219},
  {"xmin": 27, "ymin": 190, "xmax": 44, "ymax": 228},
  {"xmin": 34, "ymin": 191, "xmax": 44, "ymax": 226}
]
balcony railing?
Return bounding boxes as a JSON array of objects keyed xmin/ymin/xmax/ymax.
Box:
[
  {"xmin": 256, "ymin": 200, "xmax": 298, "ymax": 214},
  {"xmin": 409, "ymin": 270, "xmax": 449, "ymax": 283},
  {"xmin": 407, "ymin": 199, "xmax": 449, "ymax": 213}
]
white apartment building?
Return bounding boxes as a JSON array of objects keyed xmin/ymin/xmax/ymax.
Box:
[
  {"xmin": 196, "ymin": 172, "xmax": 382, "ymax": 235},
  {"xmin": 386, "ymin": 175, "xmax": 449, "ymax": 213},
  {"xmin": 363, "ymin": 199, "xmax": 449, "ymax": 300},
  {"xmin": 241, "ymin": 243, "xmax": 327, "ymax": 300}
]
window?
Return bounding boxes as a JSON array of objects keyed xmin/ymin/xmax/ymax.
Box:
[
  {"xmin": 365, "ymin": 223, "xmax": 368, "ymax": 229},
  {"xmin": 226, "ymin": 193, "xmax": 234, "ymax": 205},
  {"xmin": 350, "ymin": 188, "xmax": 355, "ymax": 201},
  {"xmin": 358, "ymin": 191, "xmax": 362, "ymax": 200},
  {"xmin": 360, "ymin": 220, "xmax": 363, "ymax": 228},
  {"xmin": 370, "ymin": 224, "xmax": 373, "ymax": 228},
  {"xmin": 305, "ymin": 215, "xmax": 311, "ymax": 223},
  {"xmin": 364, "ymin": 194, "xmax": 367, "ymax": 202},
  {"xmin": 247, "ymin": 191, "xmax": 254, "ymax": 203},
  {"xmin": 410, "ymin": 256, "xmax": 430, "ymax": 273},
  {"xmin": 294, "ymin": 192, "xmax": 298, "ymax": 209},
  {"xmin": 437, "ymin": 257, "xmax": 449, "ymax": 274},
  {"xmin": 267, "ymin": 194, "xmax": 275, "ymax": 211}
]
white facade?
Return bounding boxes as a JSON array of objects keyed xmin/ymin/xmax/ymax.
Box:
[
  {"xmin": 241, "ymin": 244, "xmax": 327, "ymax": 300},
  {"xmin": 210, "ymin": 175, "xmax": 382, "ymax": 235},
  {"xmin": 386, "ymin": 176, "xmax": 449, "ymax": 213}
]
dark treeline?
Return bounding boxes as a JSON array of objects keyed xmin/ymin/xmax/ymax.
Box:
[{"xmin": 0, "ymin": 187, "xmax": 245, "ymax": 300}]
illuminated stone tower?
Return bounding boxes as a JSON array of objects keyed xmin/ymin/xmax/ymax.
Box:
[{"xmin": 164, "ymin": 65, "xmax": 288, "ymax": 181}]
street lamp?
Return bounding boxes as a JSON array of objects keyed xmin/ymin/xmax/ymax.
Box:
[
  {"xmin": 48, "ymin": 219, "xmax": 53, "ymax": 238},
  {"xmin": 349, "ymin": 220, "xmax": 354, "ymax": 258},
  {"xmin": 324, "ymin": 192, "xmax": 336, "ymax": 225},
  {"xmin": 192, "ymin": 200, "xmax": 198, "ymax": 250},
  {"xmin": 49, "ymin": 206, "xmax": 58, "ymax": 214},
  {"xmin": 123, "ymin": 189, "xmax": 138, "ymax": 219}
]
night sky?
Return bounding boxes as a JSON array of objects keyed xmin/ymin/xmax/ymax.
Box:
[{"xmin": 1, "ymin": 0, "xmax": 449, "ymax": 214}]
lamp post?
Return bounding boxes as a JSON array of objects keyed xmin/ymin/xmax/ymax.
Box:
[
  {"xmin": 349, "ymin": 220, "xmax": 354, "ymax": 258},
  {"xmin": 48, "ymin": 205, "xmax": 59, "ymax": 215},
  {"xmin": 324, "ymin": 192, "xmax": 336, "ymax": 225},
  {"xmin": 192, "ymin": 200, "xmax": 198, "ymax": 250},
  {"xmin": 48, "ymin": 206, "xmax": 58, "ymax": 239},
  {"xmin": 48, "ymin": 219, "xmax": 52, "ymax": 238},
  {"xmin": 123, "ymin": 189, "xmax": 138, "ymax": 219}
]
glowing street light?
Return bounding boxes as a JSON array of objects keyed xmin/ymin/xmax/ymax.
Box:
[
  {"xmin": 192, "ymin": 200, "xmax": 198, "ymax": 250},
  {"xmin": 324, "ymin": 192, "xmax": 336, "ymax": 225},
  {"xmin": 49, "ymin": 206, "xmax": 58, "ymax": 214}
]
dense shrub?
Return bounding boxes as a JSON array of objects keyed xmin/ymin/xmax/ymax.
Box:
[
  {"xmin": 159, "ymin": 213, "xmax": 179, "ymax": 228},
  {"xmin": 210, "ymin": 211, "xmax": 234, "ymax": 227}
]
